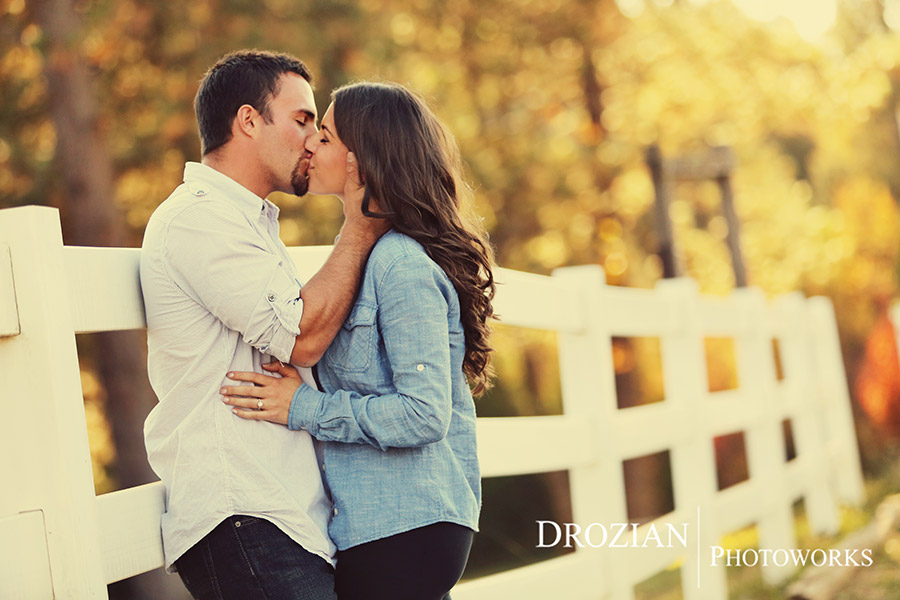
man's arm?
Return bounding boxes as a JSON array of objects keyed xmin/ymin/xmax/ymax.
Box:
[
  {"xmin": 290, "ymin": 153, "xmax": 388, "ymax": 366},
  {"xmin": 223, "ymin": 252, "xmax": 454, "ymax": 450}
]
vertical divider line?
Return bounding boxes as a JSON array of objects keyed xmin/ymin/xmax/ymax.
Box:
[{"xmin": 697, "ymin": 505, "xmax": 701, "ymax": 589}]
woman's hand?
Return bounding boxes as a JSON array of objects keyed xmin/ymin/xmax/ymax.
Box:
[{"xmin": 221, "ymin": 362, "xmax": 303, "ymax": 426}]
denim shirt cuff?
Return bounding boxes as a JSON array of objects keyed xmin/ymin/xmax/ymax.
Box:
[{"xmin": 288, "ymin": 383, "xmax": 321, "ymax": 432}]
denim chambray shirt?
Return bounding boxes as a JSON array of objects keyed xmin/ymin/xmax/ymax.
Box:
[{"xmin": 288, "ymin": 230, "xmax": 481, "ymax": 550}]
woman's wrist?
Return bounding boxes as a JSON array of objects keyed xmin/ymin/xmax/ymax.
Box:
[{"xmin": 287, "ymin": 382, "xmax": 317, "ymax": 431}]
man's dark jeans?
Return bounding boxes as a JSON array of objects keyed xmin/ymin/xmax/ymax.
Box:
[{"xmin": 175, "ymin": 515, "xmax": 336, "ymax": 600}]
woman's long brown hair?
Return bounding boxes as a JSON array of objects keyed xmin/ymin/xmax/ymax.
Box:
[{"xmin": 332, "ymin": 82, "xmax": 495, "ymax": 395}]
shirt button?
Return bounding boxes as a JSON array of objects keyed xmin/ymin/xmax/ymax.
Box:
[
  {"xmin": 333, "ymin": 508, "xmax": 339, "ymax": 516},
  {"xmin": 321, "ymin": 463, "xmax": 326, "ymax": 471},
  {"xmin": 417, "ymin": 364, "xmax": 425, "ymax": 372},
  {"xmin": 267, "ymin": 293, "xmax": 276, "ymax": 302}
]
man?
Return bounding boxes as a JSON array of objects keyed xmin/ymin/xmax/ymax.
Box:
[{"xmin": 140, "ymin": 50, "xmax": 384, "ymax": 599}]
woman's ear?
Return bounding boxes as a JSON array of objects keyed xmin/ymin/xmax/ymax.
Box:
[{"xmin": 352, "ymin": 154, "xmax": 365, "ymax": 185}]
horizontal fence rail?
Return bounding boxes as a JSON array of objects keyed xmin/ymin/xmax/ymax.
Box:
[{"xmin": 0, "ymin": 206, "xmax": 868, "ymax": 599}]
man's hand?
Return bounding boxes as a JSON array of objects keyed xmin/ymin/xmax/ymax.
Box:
[
  {"xmin": 290, "ymin": 152, "xmax": 390, "ymax": 366},
  {"xmin": 341, "ymin": 152, "xmax": 390, "ymax": 238},
  {"xmin": 342, "ymin": 151, "xmax": 365, "ymax": 220}
]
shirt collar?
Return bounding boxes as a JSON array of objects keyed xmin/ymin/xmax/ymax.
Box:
[{"xmin": 183, "ymin": 162, "xmax": 280, "ymax": 220}]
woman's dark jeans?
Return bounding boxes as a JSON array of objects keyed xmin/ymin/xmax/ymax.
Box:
[{"xmin": 175, "ymin": 515, "xmax": 336, "ymax": 600}]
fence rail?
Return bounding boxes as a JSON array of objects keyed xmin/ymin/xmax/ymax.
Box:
[{"xmin": 0, "ymin": 206, "xmax": 867, "ymax": 599}]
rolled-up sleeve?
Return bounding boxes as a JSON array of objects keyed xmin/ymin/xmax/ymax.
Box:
[
  {"xmin": 162, "ymin": 201, "xmax": 303, "ymax": 363},
  {"xmin": 287, "ymin": 253, "xmax": 453, "ymax": 450}
]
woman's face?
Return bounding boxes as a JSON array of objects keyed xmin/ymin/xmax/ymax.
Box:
[{"xmin": 304, "ymin": 103, "xmax": 349, "ymax": 197}]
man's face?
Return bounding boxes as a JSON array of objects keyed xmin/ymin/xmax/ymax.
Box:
[{"xmin": 257, "ymin": 72, "xmax": 318, "ymax": 197}]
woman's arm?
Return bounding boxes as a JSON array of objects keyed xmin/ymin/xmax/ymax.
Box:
[{"xmin": 222, "ymin": 252, "xmax": 456, "ymax": 451}]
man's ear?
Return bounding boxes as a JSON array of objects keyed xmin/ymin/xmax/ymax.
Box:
[{"xmin": 233, "ymin": 104, "xmax": 259, "ymax": 139}]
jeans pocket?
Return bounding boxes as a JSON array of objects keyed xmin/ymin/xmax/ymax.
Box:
[{"xmin": 232, "ymin": 515, "xmax": 264, "ymax": 528}]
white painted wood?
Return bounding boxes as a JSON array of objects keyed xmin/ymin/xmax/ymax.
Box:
[
  {"xmin": 287, "ymin": 245, "xmax": 586, "ymax": 332},
  {"xmin": 704, "ymin": 389, "xmax": 761, "ymax": 436},
  {"xmin": 771, "ymin": 293, "xmax": 840, "ymax": 537},
  {"xmin": 285, "ymin": 245, "xmax": 333, "ymax": 282},
  {"xmin": 733, "ymin": 287, "xmax": 796, "ymax": 584},
  {"xmin": 714, "ymin": 480, "xmax": 764, "ymax": 533},
  {"xmin": 609, "ymin": 403, "xmax": 691, "ymax": 460},
  {"xmin": 0, "ymin": 511, "xmax": 53, "ymax": 600},
  {"xmin": 95, "ymin": 482, "xmax": 166, "ymax": 584},
  {"xmin": 0, "ymin": 206, "xmax": 107, "ymax": 599},
  {"xmin": 806, "ymin": 297, "xmax": 865, "ymax": 507},
  {"xmin": 696, "ymin": 295, "xmax": 752, "ymax": 336},
  {"xmin": 782, "ymin": 459, "xmax": 808, "ymax": 500},
  {"xmin": 494, "ymin": 268, "xmax": 585, "ymax": 332},
  {"xmin": 601, "ymin": 284, "xmax": 681, "ymax": 337},
  {"xmin": 622, "ymin": 511, "xmax": 697, "ymax": 583},
  {"xmin": 655, "ymin": 278, "xmax": 729, "ymax": 600},
  {"xmin": 65, "ymin": 247, "xmax": 144, "ymax": 333},
  {"xmin": 476, "ymin": 416, "xmax": 594, "ymax": 477},
  {"xmin": 0, "ymin": 206, "xmax": 868, "ymax": 599},
  {"xmin": 554, "ymin": 265, "xmax": 628, "ymax": 600},
  {"xmin": 0, "ymin": 244, "xmax": 20, "ymax": 337}
]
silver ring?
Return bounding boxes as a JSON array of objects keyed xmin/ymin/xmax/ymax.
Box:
[{"xmin": 257, "ymin": 399, "xmax": 264, "ymax": 410}]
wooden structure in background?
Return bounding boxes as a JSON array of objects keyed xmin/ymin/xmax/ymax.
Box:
[{"xmin": 646, "ymin": 145, "xmax": 748, "ymax": 287}]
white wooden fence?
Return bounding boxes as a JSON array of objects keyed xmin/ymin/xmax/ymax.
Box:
[{"xmin": 0, "ymin": 206, "xmax": 866, "ymax": 599}]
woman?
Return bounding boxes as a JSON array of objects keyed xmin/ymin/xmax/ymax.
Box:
[{"xmin": 221, "ymin": 81, "xmax": 495, "ymax": 600}]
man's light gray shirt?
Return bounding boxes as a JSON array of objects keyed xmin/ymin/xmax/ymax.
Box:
[{"xmin": 140, "ymin": 162, "xmax": 334, "ymax": 570}]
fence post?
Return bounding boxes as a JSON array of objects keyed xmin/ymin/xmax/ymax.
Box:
[
  {"xmin": 733, "ymin": 287, "xmax": 795, "ymax": 584},
  {"xmin": 806, "ymin": 297, "xmax": 865, "ymax": 507},
  {"xmin": 553, "ymin": 265, "xmax": 624, "ymax": 600},
  {"xmin": 772, "ymin": 293, "xmax": 841, "ymax": 537},
  {"xmin": 0, "ymin": 206, "xmax": 107, "ymax": 599},
  {"xmin": 655, "ymin": 278, "xmax": 728, "ymax": 600}
]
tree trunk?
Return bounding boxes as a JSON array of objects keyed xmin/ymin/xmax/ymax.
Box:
[{"xmin": 30, "ymin": 0, "xmax": 184, "ymax": 598}]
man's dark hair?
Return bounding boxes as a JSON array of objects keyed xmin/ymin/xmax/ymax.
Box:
[{"xmin": 194, "ymin": 50, "xmax": 313, "ymax": 156}]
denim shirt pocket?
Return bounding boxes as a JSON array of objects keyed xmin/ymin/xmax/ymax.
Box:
[{"xmin": 324, "ymin": 300, "xmax": 379, "ymax": 373}]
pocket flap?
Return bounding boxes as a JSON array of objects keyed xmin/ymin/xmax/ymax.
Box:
[{"xmin": 344, "ymin": 301, "xmax": 377, "ymax": 330}]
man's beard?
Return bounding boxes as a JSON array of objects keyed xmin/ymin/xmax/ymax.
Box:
[{"xmin": 291, "ymin": 160, "xmax": 309, "ymax": 196}]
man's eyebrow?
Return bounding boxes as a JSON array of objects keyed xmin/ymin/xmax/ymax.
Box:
[{"xmin": 295, "ymin": 109, "xmax": 316, "ymax": 121}]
